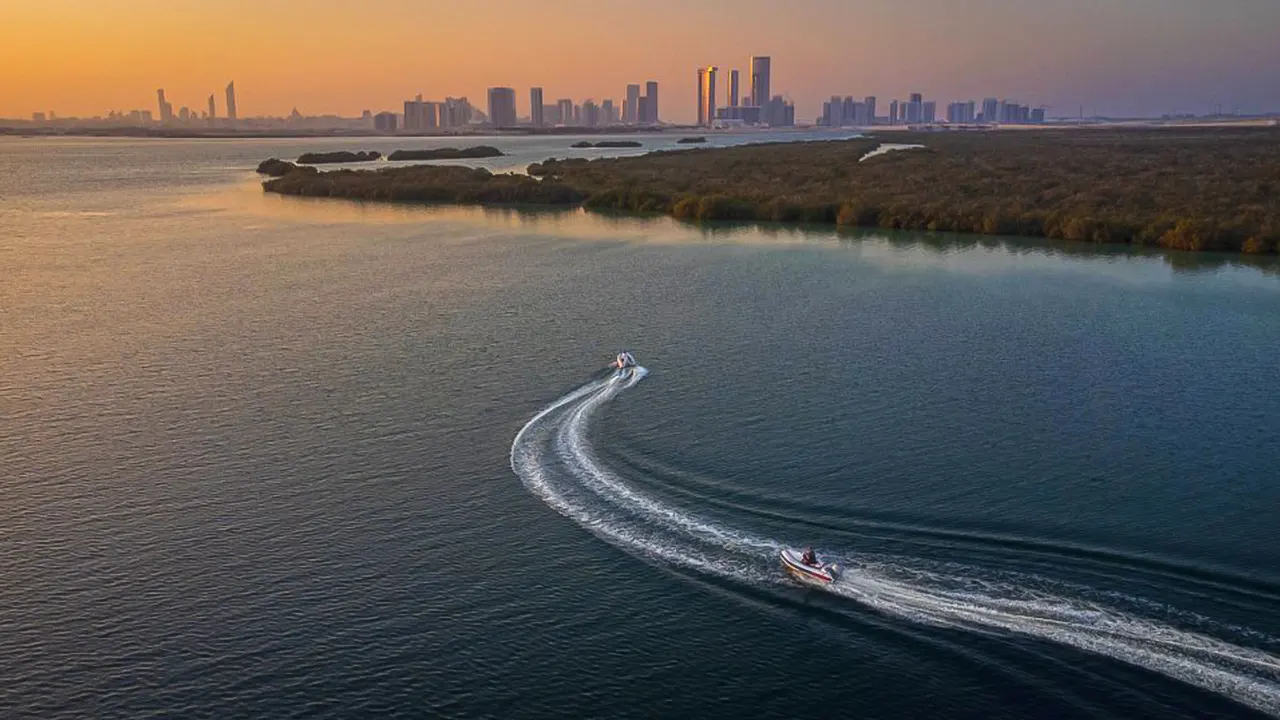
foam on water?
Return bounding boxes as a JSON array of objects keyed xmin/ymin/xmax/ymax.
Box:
[{"xmin": 510, "ymin": 374, "xmax": 1280, "ymax": 716}]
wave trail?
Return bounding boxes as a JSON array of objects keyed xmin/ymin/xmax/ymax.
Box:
[{"xmin": 510, "ymin": 372, "xmax": 1280, "ymax": 716}]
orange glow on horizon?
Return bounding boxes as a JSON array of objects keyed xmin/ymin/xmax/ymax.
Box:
[{"xmin": 2, "ymin": 0, "xmax": 1278, "ymax": 121}]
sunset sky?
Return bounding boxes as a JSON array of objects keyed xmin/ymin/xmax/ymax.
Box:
[{"xmin": 2, "ymin": 0, "xmax": 1278, "ymax": 121}]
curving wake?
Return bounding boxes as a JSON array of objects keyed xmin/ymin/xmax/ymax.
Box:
[{"xmin": 510, "ymin": 371, "xmax": 1280, "ymax": 716}]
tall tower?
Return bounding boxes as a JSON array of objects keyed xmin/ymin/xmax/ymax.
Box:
[
  {"xmin": 645, "ymin": 81, "xmax": 659, "ymax": 123},
  {"xmin": 207, "ymin": 94, "xmax": 216, "ymax": 120},
  {"xmin": 156, "ymin": 89, "xmax": 172, "ymax": 123},
  {"xmin": 625, "ymin": 84, "xmax": 640, "ymax": 123},
  {"xmin": 225, "ymin": 81, "xmax": 238, "ymax": 122},
  {"xmin": 487, "ymin": 87, "xmax": 517, "ymax": 127},
  {"xmin": 729, "ymin": 69, "xmax": 740, "ymax": 108},
  {"xmin": 700, "ymin": 66, "xmax": 718, "ymax": 127},
  {"xmin": 530, "ymin": 87, "xmax": 544, "ymax": 126},
  {"xmin": 696, "ymin": 68, "xmax": 706, "ymax": 126},
  {"xmin": 749, "ymin": 56, "xmax": 770, "ymax": 107}
]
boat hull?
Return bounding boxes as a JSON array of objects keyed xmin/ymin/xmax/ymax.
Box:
[{"xmin": 780, "ymin": 549, "xmax": 837, "ymax": 584}]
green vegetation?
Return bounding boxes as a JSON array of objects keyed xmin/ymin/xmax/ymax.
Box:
[
  {"xmin": 386, "ymin": 146, "xmax": 504, "ymax": 161},
  {"xmin": 262, "ymin": 164, "xmax": 585, "ymax": 205},
  {"xmin": 676, "ymin": 136, "xmax": 707, "ymax": 144},
  {"xmin": 296, "ymin": 150, "xmax": 381, "ymax": 164},
  {"xmin": 256, "ymin": 158, "xmax": 301, "ymax": 176},
  {"xmin": 571, "ymin": 140, "xmax": 644, "ymax": 148},
  {"xmin": 265, "ymin": 128, "xmax": 1280, "ymax": 253}
]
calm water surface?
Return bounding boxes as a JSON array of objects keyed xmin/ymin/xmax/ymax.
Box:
[{"xmin": 2, "ymin": 136, "xmax": 1279, "ymax": 719}]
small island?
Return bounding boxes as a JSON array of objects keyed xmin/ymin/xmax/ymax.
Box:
[
  {"xmin": 571, "ymin": 140, "xmax": 644, "ymax": 149},
  {"xmin": 256, "ymin": 158, "xmax": 304, "ymax": 177},
  {"xmin": 296, "ymin": 150, "xmax": 382, "ymax": 164},
  {"xmin": 386, "ymin": 146, "xmax": 505, "ymax": 161},
  {"xmin": 676, "ymin": 137, "xmax": 707, "ymax": 144},
  {"xmin": 262, "ymin": 127, "xmax": 1280, "ymax": 254}
]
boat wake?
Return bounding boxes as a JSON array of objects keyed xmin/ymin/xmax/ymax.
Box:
[{"xmin": 510, "ymin": 372, "xmax": 1280, "ymax": 716}]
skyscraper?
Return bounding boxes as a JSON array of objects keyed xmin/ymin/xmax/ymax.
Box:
[
  {"xmin": 625, "ymin": 84, "xmax": 640, "ymax": 123},
  {"xmin": 644, "ymin": 81, "xmax": 659, "ymax": 123},
  {"xmin": 557, "ymin": 99, "xmax": 573, "ymax": 126},
  {"xmin": 405, "ymin": 95, "xmax": 438, "ymax": 132},
  {"xmin": 156, "ymin": 89, "xmax": 173, "ymax": 123},
  {"xmin": 864, "ymin": 96, "xmax": 877, "ymax": 126},
  {"xmin": 487, "ymin": 87, "xmax": 517, "ymax": 127},
  {"xmin": 696, "ymin": 68, "xmax": 706, "ymax": 126},
  {"xmin": 982, "ymin": 97, "xmax": 998, "ymax": 123},
  {"xmin": 207, "ymin": 94, "xmax": 216, "ymax": 120},
  {"xmin": 225, "ymin": 81, "xmax": 237, "ymax": 122},
  {"xmin": 729, "ymin": 70, "xmax": 740, "ymax": 107},
  {"xmin": 601, "ymin": 99, "xmax": 616, "ymax": 125},
  {"xmin": 749, "ymin": 56, "xmax": 770, "ymax": 107},
  {"xmin": 530, "ymin": 87, "xmax": 544, "ymax": 126}
]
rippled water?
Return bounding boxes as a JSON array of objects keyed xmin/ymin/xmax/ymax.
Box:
[{"xmin": 2, "ymin": 136, "xmax": 1279, "ymax": 719}]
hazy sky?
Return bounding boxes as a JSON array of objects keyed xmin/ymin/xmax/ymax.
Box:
[{"xmin": 2, "ymin": 0, "xmax": 1278, "ymax": 121}]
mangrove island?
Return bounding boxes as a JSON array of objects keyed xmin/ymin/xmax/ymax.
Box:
[
  {"xmin": 386, "ymin": 146, "xmax": 505, "ymax": 161},
  {"xmin": 296, "ymin": 150, "xmax": 382, "ymax": 164},
  {"xmin": 570, "ymin": 140, "xmax": 644, "ymax": 149},
  {"xmin": 262, "ymin": 127, "xmax": 1280, "ymax": 253}
]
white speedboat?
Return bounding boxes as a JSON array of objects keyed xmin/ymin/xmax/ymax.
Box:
[{"xmin": 780, "ymin": 548, "xmax": 839, "ymax": 584}]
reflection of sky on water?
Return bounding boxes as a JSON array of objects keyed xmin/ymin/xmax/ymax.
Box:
[{"xmin": 188, "ymin": 177, "xmax": 1280, "ymax": 290}]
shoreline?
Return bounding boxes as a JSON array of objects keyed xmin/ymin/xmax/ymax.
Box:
[{"xmin": 259, "ymin": 128, "xmax": 1280, "ymax": 255}]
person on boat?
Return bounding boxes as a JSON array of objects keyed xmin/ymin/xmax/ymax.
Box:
[{"xmin": 802, "ymin": 546, "xmax": 817, "ymax": 566}]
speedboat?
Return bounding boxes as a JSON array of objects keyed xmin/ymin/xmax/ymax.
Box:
[
  {"xmin": 780, "ymin": 548, "xmax": 839, "ymax": 584},
  {"xmin": 611, "ymin": 351, "xmax": 637, "ymax": 370}
]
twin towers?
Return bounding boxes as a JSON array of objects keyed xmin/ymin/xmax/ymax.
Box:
[{"xmin": 698, "ymin": 56, "xmax": 770, "ymax": 127}]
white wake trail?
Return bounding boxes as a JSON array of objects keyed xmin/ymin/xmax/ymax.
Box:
[{"xmin": 510, "ymin": 373, "xmax": 1280, "ymax": 717}]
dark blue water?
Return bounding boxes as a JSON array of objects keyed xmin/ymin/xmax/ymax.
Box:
[{"xmin": 2, "ymin": 136, "xmax": 1279, "ymax": 719}]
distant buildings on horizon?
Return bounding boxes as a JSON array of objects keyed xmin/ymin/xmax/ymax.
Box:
[
  {"xmin": 15, "ymin": 68, "xmax": 1273, "ymax": 130},
  {"xmin": 820, "ymin": 92, "xmax": 1046, "ymax": 127},
  {"xmin": 695, "ymin": 55, "xmax": 796, "ymax": 128}
]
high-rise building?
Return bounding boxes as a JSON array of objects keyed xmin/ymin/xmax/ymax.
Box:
[
  {"xmin": 889, "ymin": 100, "xmax": 899, "ymax": 125},
  {"xmin": 729, "ymin": 69, "xmax": 740, "ymax": 107},
  {"xmin": 581, "ymin": 100, "xmax": 599, "ymax": 127},
  {"xmin": 864, "ymin": 96, "xmax": 877, "ymax": 126},
  {"xmin": 1031, "ymin": 107, "xmax": 1046, "ymax": 123},
  {"xmin": 530, "ymin": 87, "xmax": 544, "ymax": 126},
  {"xmin": 625, "ymin": 84, "xmax": 640, "ymax": 123},
  {"xmin": 404, "ymin": 95, "xmax": 438, "ymax": 132},
  {"xmin": 487, "ymin": 87, "xmax": 517, "ymax": 127},
  {"xmin": 637, "ymin": 96, "xmax": 649, "ymax": 124},
  {"xmin": 905, "ymin": 93, "xmax": 923, "ymax": 124},
  {"xmin": 703, "ymin": 67, "xmax": 718, "ymax": 127},
  {"xmin": 225, "ymin": 82, "xmax": 237, "ymax": 122},
  {"xmin": 644, "ymin": 81, "xmax": 659, "ymax": 123},
  {"xmin": 981, "ymin": 97, "xmax": 998, "ymax": 123},
  {"xmin": 601, "ymin": 99, "xmax": 616, "ymax": 125},
  {"xmin": 749, "ymin": 56, "xmax": 771, "ymax": 107},
  {"xmin": 156, "ymin": 89, "xmax": 173, "ymax": 123},
  {"xmin": 439, "ymin": 97, "xmax": 473, "ymax": 127},
  {"xmin": 923, "ymin": 101, "xmax": 936, "ymax": 123},
  {"xmin": 696, "ymin": 68, "xmax": 706, "ymax": 126},
  {"xmin": 207, "ymin": 94, "xmax": 216, "ymax": 120},
  {"xmin": 763, "ymin": 95, "xmax": 793, "ymax": 127},
  {"xmin": 556, "ymin": 99, "xmax": 573, "ymax": 126},
  {"xmin": 374, "ymin": 112, "xmax": 397, "ymax": 132}
]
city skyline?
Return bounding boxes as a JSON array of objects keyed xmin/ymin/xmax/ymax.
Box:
[{"xmin": 3, "ymin": 0, "xmax": 1279, "ymax": 121}]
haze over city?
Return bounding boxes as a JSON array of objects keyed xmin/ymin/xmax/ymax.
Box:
[{"xmin": 3, "ymin": 0, "xmax": 1279, "ymax": 122}]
